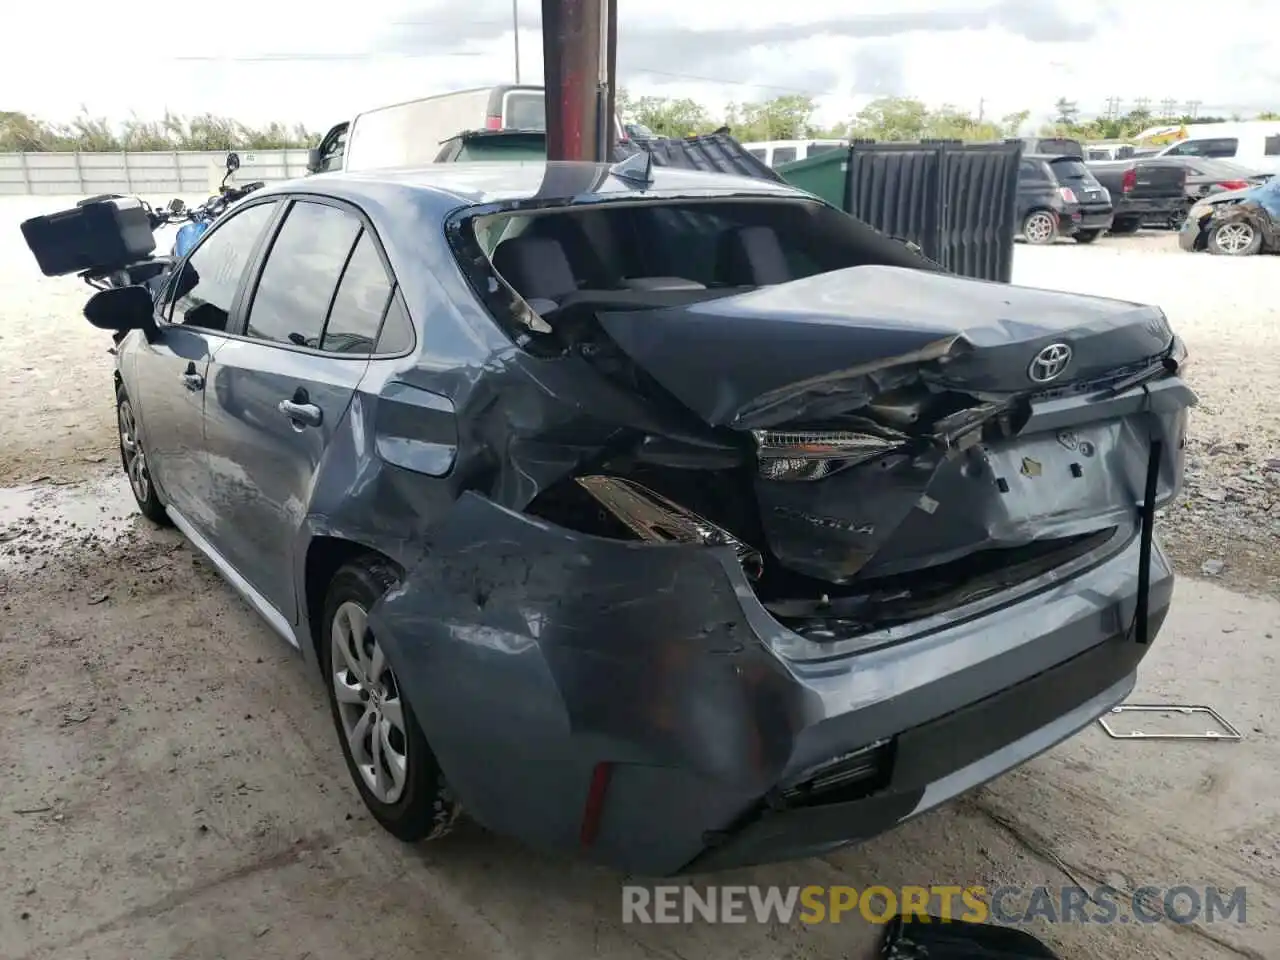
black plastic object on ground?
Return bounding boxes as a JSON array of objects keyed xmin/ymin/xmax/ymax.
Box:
[
  {"xmin": 882, "ymin": 915, "xmax": 1061, "ymax": 959},
  {"xmin": 780, "ymin": 139, "xmax": 1022, "ymax": 283}
]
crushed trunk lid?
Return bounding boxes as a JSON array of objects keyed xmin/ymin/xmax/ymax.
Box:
[{"xmin": 597, "ymin": 264, "xmax": 1174, "ymax": 430}]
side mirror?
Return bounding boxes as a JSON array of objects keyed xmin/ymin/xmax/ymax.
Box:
[
  {"xmin": 84, "ymin": 285, "xmax": 155, "ymax": 333},
  {"xmin": 168, "ymin": 198, "xmax": 186, "ymax": 214},
  {"xmin": 307, "ymin": 148, "xmax": 323, "ymax": 173},
  {"xmin": 225, "ymin": 152, "xmax": 241, "ymax": 173}
]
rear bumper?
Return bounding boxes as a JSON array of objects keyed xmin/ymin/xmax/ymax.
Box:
[
  {"xmin": 371, "ymin": 508, "xmax": 1176, "ymax": 876},
  {"xmin": 1059, "ymin": 203, "xmax": 1113, "ymax": 234},
  {"xmin": 1115, "ymin": 197, "xmax": 1185, "ymax": 220}
]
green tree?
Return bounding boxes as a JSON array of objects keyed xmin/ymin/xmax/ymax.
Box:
[{"xmin": 630, "ymin": 96, "xmax": 716, "ymax": 138}]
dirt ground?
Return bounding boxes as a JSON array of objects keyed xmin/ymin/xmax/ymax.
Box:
[{"xmin": 1, "ymin": 199, "xmax": 1278, "ymax": 960}]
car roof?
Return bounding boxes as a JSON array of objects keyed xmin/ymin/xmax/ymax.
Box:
[{"xmin": 262, "ymin": 161, "xmax": 804, "ymax": 214}]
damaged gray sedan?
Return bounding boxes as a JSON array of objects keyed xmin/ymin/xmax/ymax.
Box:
[{"xmin": 84, "ymin": 159, "xmax": 1193, "ymax": 875}]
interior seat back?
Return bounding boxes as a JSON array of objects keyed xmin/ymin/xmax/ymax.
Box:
[
  {"xmin": 716, "ymin": 225, "xmax": 792, "ymax": 286},
  {"xmin": 492, "ymin": 235, "xmax": 578, "ymax": 303}
]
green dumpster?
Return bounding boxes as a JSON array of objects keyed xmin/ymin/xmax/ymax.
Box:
[{"xmin": 775, "ymin": 149, "xmax": 847, "ymax": 207}]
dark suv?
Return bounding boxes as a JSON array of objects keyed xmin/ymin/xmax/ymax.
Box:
[{"xmin": 1017, "ymin": 154, "xmax": 1114, "ymax": 245}]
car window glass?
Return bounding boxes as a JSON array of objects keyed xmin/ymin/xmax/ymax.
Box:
[
  {"xmin": 1170, "ymin": 138, "xmax": 1238, "ymax": 158},
  {"xmin": 322, "ymin": 128, "xmax": 347, "ymax": 171},
  {"xmin": 322, "ymin": 231, "xmax": 393, "ymax": 354},
  {"xmin": 169, "ymin": 201, "xmax": 277, "ymax": 331},
  {"xmin": 773, "ymin": 147, "xmax": 797, "ymax": 165},
  {"xmin": 1266, "ymin": 135, "xmax": 1280, "ymax": 157},
  {"xmin": 807, "ymin": 143, "xmax": 842, "ymax": 156},
  {"xmin": 747, "ymin": 148, "xmax": 766, "ymax": 160},
  {"xmin": 245, "ymin": 201, "xmax": 360, "ymax": 348},
  {"xmin": 1018, "ymin": 159, "xmax": 1043, "ymax": 179},
  {"xmin": 375, "ymin": 293, "xmax": 414, "ymax": 354},
  {"xmin": 503, "ymin": 91, "xmax": 545, "ymax": 130}
]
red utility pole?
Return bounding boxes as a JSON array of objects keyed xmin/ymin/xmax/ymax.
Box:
[{"xmin": 541, "ymin": 0, "xmax": 617, "ymax": 161}]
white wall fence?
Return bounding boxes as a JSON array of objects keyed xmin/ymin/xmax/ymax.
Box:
[{"xmin": 0, "ymin": 150, "xmax": 312, "ymax": 197}]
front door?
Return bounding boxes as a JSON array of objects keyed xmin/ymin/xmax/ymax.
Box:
[
  {"xmin": 131, "ymin": 199, "xmax": 280, "ymax": 528},
  {"xmin": 203, "ymin": 198, "xmax": 399, "ymax": 622}
]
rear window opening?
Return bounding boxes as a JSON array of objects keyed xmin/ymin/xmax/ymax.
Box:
[{"xmin": 450, "ymin": 195, "xmax": 938, "ymax": 355}]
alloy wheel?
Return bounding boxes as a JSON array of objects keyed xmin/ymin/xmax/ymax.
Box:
[
  {"xmin": 330, "ymin": 601, "xmax": 409, "ymax": 804},
  {"xmin": 1214, "ymin": 222, "xmax": 1255, "ymax": 255},
  {"xmin": 117, "ymin": 399, "xmax": 151, "ymax": 504},
  {"xmin": 1024, "ymin": 213, "xmax": 1055, "ymax": 243}
]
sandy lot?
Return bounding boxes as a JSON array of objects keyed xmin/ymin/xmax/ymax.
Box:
[{"xmin": 1, "ymin": 199, "xmax": 1277, "ymax": 960}]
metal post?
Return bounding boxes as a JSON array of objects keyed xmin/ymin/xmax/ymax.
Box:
[
  {"xmin": 512, "ymin": 0, "xmax": 522, "ymax": 83},
  {"xmin": 18, "ymin": 152, "xmax": 31, "ymax": 195},
  {"xmin": 541, "ymin": 0, "xmax": 616, "ymax": 162}
]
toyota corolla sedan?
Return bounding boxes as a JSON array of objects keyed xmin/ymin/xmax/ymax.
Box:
[{"xmin": 62, "ymin": 160, "xmax": 1193, "ymax": 875}]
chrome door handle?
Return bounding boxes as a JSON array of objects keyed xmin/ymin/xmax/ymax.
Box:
[{"xmin": 278, "ymin": 399, "xmax": 323, "ymax": 427}]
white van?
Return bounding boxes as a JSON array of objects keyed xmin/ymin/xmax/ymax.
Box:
[
  {"xmin": 308, "ymin": 85, "xmax": 628, "ymax": 174},
  {"xmin": 1153, "ymin": 121, "xmax": 1280, "ymax": 173},
  {"xmin": 741, "ymin": 139, "xmax": 846, "ymax": 169}
]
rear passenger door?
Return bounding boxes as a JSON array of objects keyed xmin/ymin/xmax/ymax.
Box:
[{"xmin": 202, "ymin": 197, "xmax": 409, "ymax": 625}]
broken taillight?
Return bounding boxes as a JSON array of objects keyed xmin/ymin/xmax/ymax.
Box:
[
  {"xmin": 753, "ymin": 429, "xmax": 905, "ymax": 482},
  {"xmin": 1218, "ymin": 180, "xmax": 1249, "ymax": 191},
  {"xmin": 484, "ymin": 115, "xmax": 503, "ymax": 130},
  {"xmin": 1058, "ymin": 186, "xmax": 1078, "ymax": 204},
  {"xmin": 1121, "ymin": 168, "xmax": 1137, "ymax": 193}
]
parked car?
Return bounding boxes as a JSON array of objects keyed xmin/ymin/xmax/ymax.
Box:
[
  {"xmin": 1017, "ymin": 153, "xmax": 1114, "ymax": 244},
  {"xmin": 1015, "ymin": 136, "xmax": 1085, "ymax": 159},
  {"xmin": 743, "ymin": 139, "xmax": 846, "ymax": 168},
  {"xmin": 1179, "ymin": 177, "xmax": 1280, "ymax": 255},
  {"xmin": 1084, "ymin": 142, "xmax": 1137, "ymax": 161},
  {"xmin": 1086, "ymin": 159, "xmax": 1188, "ymax": 232},
  {"xmin": 431, "ymin": 129, "xmax": 547, "ymax": 162},
  {"xmin": 75, "ymin": 161, "xmax": 1191, "ymax": 876},
  {"xmin": 1152, "ymin": 156, "xmax": 1272, "ymax": 204}
]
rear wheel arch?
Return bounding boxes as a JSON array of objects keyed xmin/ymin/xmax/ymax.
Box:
[{"xmin": 304, "ymin": 536, "xmax": 404, "ymax": 670}]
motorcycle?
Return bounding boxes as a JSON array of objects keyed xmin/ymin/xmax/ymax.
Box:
[
  {"xmin": 24, "ymin": 152, "xmax": 265, "ymax": 295},
  {"xmin": 170, "ymin": 152, "xmax": 264, "ymax": 258},
  {"xmin": 20, "ymin": 151, "xmax": 266, "ymax": 347}
]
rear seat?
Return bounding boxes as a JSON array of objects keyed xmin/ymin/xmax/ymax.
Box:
[
  {"xmin": 493, "ymin": 235, "xmax": 707, "ymax": 310},
  {"xmin": 716, "ymin": 226, "xmax": 791, "ymax": 286}
]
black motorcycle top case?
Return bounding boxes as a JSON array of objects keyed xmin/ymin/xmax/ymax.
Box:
[{"xmin": 21, "ymin": 197, "xmax": 156, "ymax": 277}]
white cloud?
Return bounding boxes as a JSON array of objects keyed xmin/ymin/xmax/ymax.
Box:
[{"xmin": 2, "ymin": 0, "xmax": 1276, "ymax": 134}]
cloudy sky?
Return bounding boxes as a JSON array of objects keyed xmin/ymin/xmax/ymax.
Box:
[{"xmin": 4, "ymin": 0, "xmax": 1277, "ymax": 132}]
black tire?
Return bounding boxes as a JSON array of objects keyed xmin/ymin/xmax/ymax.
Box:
[
  {"xmin": 322, "ymin": 557, "xmax": 461, "ymax": 842},
  {"xmin": 1021, "ymin": 210, "xmax": 1058, "ymax": 245},
  {"xmin": 1109, "ymin": 218, "xmax": 1140, "ymax": 235},
  {"xmin": 1207, "ymin": 220, "xmax": 1262, "ymax": 257},
  {"xmin": 1074, "ymin": 230, "xmax": 1102, "ymax": 244},
  {"xmin": 115, "ymin": 388, "xmax": 171, "ymax": 526}
]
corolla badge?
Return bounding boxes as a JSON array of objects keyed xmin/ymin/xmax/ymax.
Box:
[{"xmin": 1028, "ymin": 343, "xmax": 1073, "ymax": 383}]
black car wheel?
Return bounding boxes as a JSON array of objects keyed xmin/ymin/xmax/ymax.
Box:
[
  {"xmin": 1074, "ymin": 230, "xmax": 1102, "ymax": 244},
  {"xmin": 1022, "ymin": 211, "xmax": 1058, "ymax": 245},
  {"xmin": 116, "ymin": 389, "xmax": 171, "ymax": 526},
  {"xmin": 322, "ymin": 556, "xmax": 461, "ymax": 842},
  {"xmin": 1207, "ymin": 220, "xmax": 1262, "ymax": 256}
]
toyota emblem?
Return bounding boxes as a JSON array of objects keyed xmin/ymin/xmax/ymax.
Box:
[{"xmin": 1028, "ymin": 343, "xmax": 1072, "ymax": 383}]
